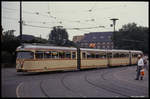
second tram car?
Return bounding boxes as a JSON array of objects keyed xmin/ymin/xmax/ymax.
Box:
[{"xmin": 16, "ymin": 44, "xmax": 143, "ymax": 72}]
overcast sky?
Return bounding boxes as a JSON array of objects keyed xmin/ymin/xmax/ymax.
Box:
[{"xmin": 2, "ymin": 1, "xmax": 149, "ymax": 40}]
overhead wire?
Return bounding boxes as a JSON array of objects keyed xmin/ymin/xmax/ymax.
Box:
[
  {"xmin": 87, "ymin": 3, "xmax": 97, "ymax": 12},
  {"xmin": 3, "ymin": 7, "xmax": 102, "ymax": 27},
  {"xmin": 2, "ymin": 16, "xmax": 19, "ymax": 21},
  {"xmin": 23, "ymin": 22, "xmax": 105, "ymax": 31},
  {"xmin": 3, "ymin": 4, "xmax": 112, "ymax": 32}
]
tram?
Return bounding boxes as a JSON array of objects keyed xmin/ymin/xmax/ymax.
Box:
[{"xmin": 16, "ymin": 44, "xmax": 143, "ymax": 72}]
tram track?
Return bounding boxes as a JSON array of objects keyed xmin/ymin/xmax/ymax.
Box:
[
  {"xmin": 59, "ymin": 68, "xmax": 127, "ymax": 97},
  {"xmin": 39, "ymin": 72, "xmax": 85, "ymax": 97},
  {"xmin": 56, "ymin": 67, "xmax": 129, "ymax": 97},
  {"xmin": 13, "ymin": 66, "xmax": 148, "ymax": 97},
  {"xmin": 15, "ymin": 67, "xmax": 129, "ymax": 97},
  {"xmin": 84, "ymin": 67, "xmax": 129, "ymax": 97},
  {"xmin": 60, "ymin": 73, "xmax": 87, "ymax": 97},
  {"xmin": 40, "ymin": 80, "xmax": 50, "ymax": 97},
  {"xmin": 84, "ymin": 66, "xmax": 148, "ymax": 97}
]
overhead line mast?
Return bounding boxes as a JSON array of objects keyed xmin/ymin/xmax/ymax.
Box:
[{"xmin": 20, "ymin": 1, "xmax": 23, "ymax": 44}]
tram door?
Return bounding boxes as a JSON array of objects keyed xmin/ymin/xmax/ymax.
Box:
[
  {"xmin": 129, "ymin": 51, "xmax": 132, "ymax": 65},
  {"xmin": 107, "ymin": 52, "xmax": 112, "ymax": 67},
  {"xmin": 77, "ymin": 47, "xmax": 81, "ymax": 70}
]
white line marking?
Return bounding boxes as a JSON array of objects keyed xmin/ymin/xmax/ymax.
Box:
[{"xmin": 16, "ymin": 82, "xmax": 24, "ymax": 97}]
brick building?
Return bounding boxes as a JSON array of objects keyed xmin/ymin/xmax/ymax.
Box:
[
  {"xmin": 73, "ymin": 35, "xmax": 84, "ymax": 43},
  {"xmin": 74, "ymin": 32, "xmax": 114, "ymax": 49}
]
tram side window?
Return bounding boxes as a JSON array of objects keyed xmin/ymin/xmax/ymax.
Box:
[
  {"xmin": 82, "ymin": 52, "xmax": 86, "ymax": 59},
  {"xmin": 132, "ymin": 53, "xmax": 138, "ymax": 58},
  {"xmin": 99, "ymin": 53, "xmax": 106, "ymax": 58},
  {"xmin": 44, "ymin": 51, "xmax": 51, "ymax": 58},
  {"xmin": 96, "ymin": 53, "xmax": 100, "ymax": 58},
  {"xmin": 66, "ymin": 52, "xmax": 71, "ymax": 59},
  {"xmin": 87, "ymin": 53, "xmax": 91, "ymax": 59},
  {"xmin": 134, "ymin": 54, "xmax": 138, "ymax": 57},
  {"xmin": 132, "ymin": 54, "xmax": 134, "ymax": 57},
  {"xmin": 72, "ymin": 52, "xmax": 76, "ymax": 59},
  {"xmin": 113, "ymin": 53, "xmax": 120, "ymax": 58},
  {"xmin": 59, "ymin": 52, "xmax": 65, "ymax": 58},
  {"xmin": 124, "ymin": 54, "xmax": 129, "ymax": 57},
  {"xmin": 120, "ymin": 53, "xmax": 127, "ymax": 58},
  {"xmin": 35, "ymin": 51, "xmax": 44, "ymax": 59},
  {"xmin": 107, "ymin": 53, "xmax": 112, "ymax": 58},
  {"xmin": 52, "ymin": 51, "xmax": 59, "ymax": 59},
  {"xmin": 87, "ymin": 52, "xmax": 96, "ymax": 59},
  {"xmin": 17, "ymin": 51, "xmax": 34, "ymax": 59},
  {"xmin": 91, "ymin": 53, "xmax": 96, "ymax": 58}
]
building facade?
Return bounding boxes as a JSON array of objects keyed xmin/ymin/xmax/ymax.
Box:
[
  {"xmin": 76, "ymin": 32, "xmax": 114, "ymax": 49},
  {"xmin": 73, "ymin": 35, "xmax": 84, "ymax": 43}
]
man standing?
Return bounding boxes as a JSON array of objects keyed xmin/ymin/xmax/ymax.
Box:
[
  {"xmin": 135, "ymin": 54, "xmax": 144, "ymax": 80},
  {"xmin": 143, "ymin": 55, "xmax": 148, "ymax": 70}
]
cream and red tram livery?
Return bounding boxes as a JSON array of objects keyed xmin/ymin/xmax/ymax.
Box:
[{"xmin": 16, "ymin": 44, "xmax": 143, "ymax": 72}]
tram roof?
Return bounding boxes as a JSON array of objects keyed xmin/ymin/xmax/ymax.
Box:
[
  {"xmin": 80, "ymin": 48, "xmax": 142, "ymax": 53},
  {"xmin": 16, "ymin": 44, "xmax": 143, "ymax": 53},
  {"xmin": 16, "ymin": 44, "xmax": 77, "ymax": 51},
  {"xmin": 80, "ymin": 48, "xmax": 106, "ymax": 52},
  {"xmin": 80, "ymin": 48, "xmax": 130, "ymax": 52},
  {"xmin": 129, "ymin": 50, "xmax": 143, "ymax": 53}
]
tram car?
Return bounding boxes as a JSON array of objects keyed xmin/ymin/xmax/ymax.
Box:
[{"xmin": 16, "ymin": 44, "xmax": 143, "ymax": 72}]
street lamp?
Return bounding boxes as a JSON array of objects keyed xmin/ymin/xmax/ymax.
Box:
[{"xmin": 110, "ymin": 18, "xmax": 119, "ymax": 49}]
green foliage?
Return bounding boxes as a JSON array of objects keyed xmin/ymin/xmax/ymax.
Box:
[
  {"xmin": 1, "ymin": 29, "xmax": 49, "ymax": 65},
  {"xmin": 114, "ymin": 22, "xmax": 149, "ymax": 54},
  {"xmin": 48, "ymin": 26, "xmax": 75, "ymax": 47},
  {"xmin": 1, "ymin": 51, "xmax": 12, "ymax": 63},
  {"xmin": 23, "ymin": 37, "xmax": 48, "ymax": 44},
  {"xmin": 2, "ymin": 30, "xmax": 21, "ymax": 54},
  {"xmin": 1, "ymin": 30, "xmax": 20, "ymax": 65}
]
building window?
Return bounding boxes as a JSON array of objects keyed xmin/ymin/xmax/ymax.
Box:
[
  {"xmin": 85, "ymin": 43, "xmax": 88, "ymax": 45},
  {"xmin": 98, "ymin": 42, "xmax": 101, "ymax": 45},
  {"xmin": 92, "ymin": 36, "xmax": 97, "ymax": 39},
  {"xmin": 103, "ymin": 46, "xmax": 105, "ymax": 48},
  {"xmin": 103, "ymin": 42, "xmax": 105, "ymax": 44},
  {"xmin": 82, "ymin": 43, "xmax": 85, "ymax": 46},
  {"xmin": 100, "ymin": 36, "xmax": 104, "ymax": 39},
  {"xmin": 108, "ymin": 36, "xmax": 111, "ymax": 39}
]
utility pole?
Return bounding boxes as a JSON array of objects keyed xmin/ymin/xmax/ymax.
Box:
[
  {"xmin": 40, "ymin": 34, "xmax": 41, "ymax": 39},
  {"xmin": 110, "ymin": 18, "xmax": 119, "ymax": 49},
  {"xmin": 20, "ymin": 1, "xmax": 23, "ymax": 44}
]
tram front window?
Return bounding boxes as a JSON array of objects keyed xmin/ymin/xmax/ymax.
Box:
[{"xmin": 17, "ymin": 51, "xmax": 34, "ymax": 59}]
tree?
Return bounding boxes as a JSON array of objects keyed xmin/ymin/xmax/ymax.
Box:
[
  {"xmin": 1, "ymin": 25, "xmax": 3, "ymax": 40},
  {"xmin": 114, "ymin": 22, "xmax": 149, "ymax": 54},
  {"xmin": 48, "ymin": 26, "xmax": 75, "ymax": 47},
  {"xmin": 23, "ymin": 37, "xmax": 48, "ymax": 44},
  {"xmin": 2, "ymin": 29, "xmax": 21, "ymax": 63}
]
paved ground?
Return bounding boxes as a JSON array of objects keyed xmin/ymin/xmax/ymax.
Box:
[{"xmin": 1, "ymin": 65, "xmax": 149, "ymax": 98}]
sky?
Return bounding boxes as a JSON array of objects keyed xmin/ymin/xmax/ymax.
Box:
[{"xmin": 2, "ymin": 1, "xmax": 149, "ymax": 40}]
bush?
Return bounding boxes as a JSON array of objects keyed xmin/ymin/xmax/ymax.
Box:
[
  {"xmin": 1, "ymin": 51, "xmax": 12, "ymax": 63},
  {"xmin": 1, "ymin": 51, "xmax": 16, "ymax": 68}
]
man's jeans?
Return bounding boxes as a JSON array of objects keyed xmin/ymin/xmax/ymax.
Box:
[{"xmin": 136, "ymin": 66, "xmax": 143, "ymax": 79}]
